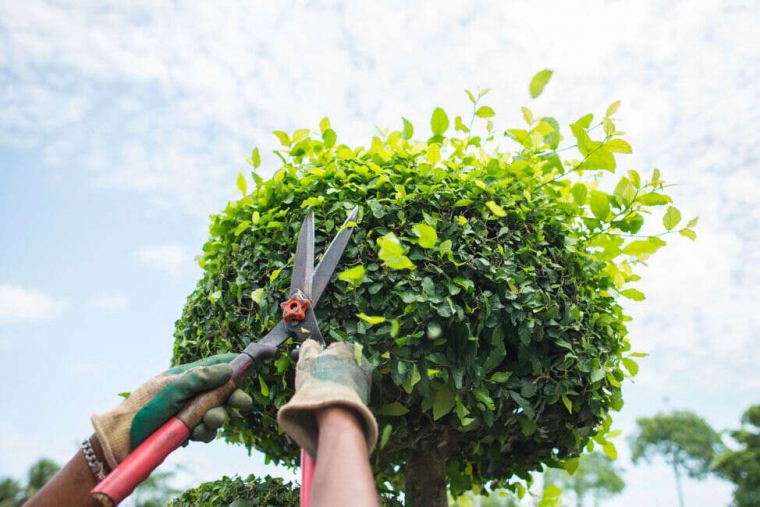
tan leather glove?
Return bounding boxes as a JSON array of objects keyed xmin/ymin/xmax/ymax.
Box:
[{"xmin": 277, "ymin": 339, "xmax": 378, "ymax": 459}]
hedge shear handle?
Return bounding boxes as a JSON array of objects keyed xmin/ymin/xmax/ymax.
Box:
[{"xmin": 91, "ymin": 207, "xmax": 359, "ymax": 507}]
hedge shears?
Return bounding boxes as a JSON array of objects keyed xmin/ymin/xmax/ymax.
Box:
[{"xmin": 91, "ymin": 207, "xmax": 359, "ymax": 507}]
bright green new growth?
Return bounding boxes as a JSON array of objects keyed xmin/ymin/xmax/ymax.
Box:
[{"xmin": 172, "ymin": 77, "xmax": 692, "ymax": 501}]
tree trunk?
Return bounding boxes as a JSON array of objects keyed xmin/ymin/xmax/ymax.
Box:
[
  {"xmin": 405, "ymin": 445, "xmax": 448, "ymax": 507},
  {"xmin": 673, "ymin": 463, "xmax": 685, "ymax": 507}
]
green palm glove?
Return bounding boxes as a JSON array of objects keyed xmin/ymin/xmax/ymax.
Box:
[{"xmin": 91, "ymin": 354, "xmax": 252, "ymax": 469}]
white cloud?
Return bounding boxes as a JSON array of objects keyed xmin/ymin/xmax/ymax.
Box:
[
  {"xmin": 135, "ymin": 244, "xmax": 193, "ymax": 277},
  {"xmin": 0, "ymin": 285, "xmax": 68, "ymax": 325},
  {"xmin": 86, "ymin": 294, "xmax": 128, "ymax": 312}
]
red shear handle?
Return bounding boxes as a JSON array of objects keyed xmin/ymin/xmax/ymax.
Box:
[
  {"xmin": 92, "ymin": 417, "xmax": 189, "ymax": 507},
  {"xmin": 300, "ymin": 449, "xmax": 317, "ymax": 507}
]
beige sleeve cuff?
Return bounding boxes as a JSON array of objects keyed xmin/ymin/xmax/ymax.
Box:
[{"xmin": 277, "ymin": 382, "xmax": 378, "ymax": 459}]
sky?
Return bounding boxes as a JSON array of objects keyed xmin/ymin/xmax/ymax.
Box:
[{"xmin": 1, "ymin": 1, "xmax": 758, "ymax": 505}]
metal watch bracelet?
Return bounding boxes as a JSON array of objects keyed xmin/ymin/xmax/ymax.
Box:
[{"xmin": 82, "ymin": 438, "xmax": 107, "ymax": 482}]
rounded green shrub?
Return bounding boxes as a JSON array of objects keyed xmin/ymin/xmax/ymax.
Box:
[
  {"xmin": 169, "ymin": 475, "xmax": 299, "ymax": 506},
  {"xmin": 172, "ymin": 85, "xmax": 692, "ymax": 503}
]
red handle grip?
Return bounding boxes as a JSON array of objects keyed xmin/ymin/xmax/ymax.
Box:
[
  {"xmin": 300, "ymin": 449, "xmax": 316, "ymax": 507},
  {"xmin": 91, "ymin": 417, "xmax": 190, "ymax": 506}
]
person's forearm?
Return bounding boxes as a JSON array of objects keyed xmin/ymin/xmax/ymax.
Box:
[
  {"xmin": 25, "ymin": 434, "xmax": 108, "ymax": 507},
  {"xmin": 310, "ymin": 406, "xmax": 379, "ymax": 507}
]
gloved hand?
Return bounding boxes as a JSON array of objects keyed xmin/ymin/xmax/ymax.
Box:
[
  {"xmin": 91, "ymin": 354, "xmax": 252, "ymax": 470},
  {"xmin": 277, "ymin": 339, "xmax": 378, "ymax": 459}
]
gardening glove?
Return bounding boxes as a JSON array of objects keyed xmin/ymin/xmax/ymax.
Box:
[
  {"xmin": 277, "ymin": 339, "xmax": 378, "ymax": 459},
  {"xmin": 91, "ymin": 354, "xmax": 252, "ymax": 470}
]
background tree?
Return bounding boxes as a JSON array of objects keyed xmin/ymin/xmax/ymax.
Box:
[
  {"xmin": 130, "ymin": 467, "xmax": 182, "ymax": 507},
  {"xmin": 544, "ymin": 452, "xmax": 624, "ymax": 507},
  {"xmin": 172, "ymin": 74, "xmax": 694, "ymax": 506},
  {"xmin": 631, "ymin": 411, "xmax": 722, "ymax": 507},
  {"xmin": 714, "ymin": 404, "xmax": 760, "ymax": 507},
  {"xmin": 0, "ymin": 478, "xmax": 21, "ymax": 507},
  {"xmin": 0, "ymin": 458, "xmax": 59, "ymax": 507}
]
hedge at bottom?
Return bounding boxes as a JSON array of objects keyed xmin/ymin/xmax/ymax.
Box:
[{"xmin": 169, "ymin": 474, "xmax": 403, "ymax": 506}]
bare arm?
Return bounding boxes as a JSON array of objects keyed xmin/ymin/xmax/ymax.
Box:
[
  {"xmin": 310, "ymin": 406, "xmax": 379, "ymax": 507},
  {"xmin": 24, "ymin": 434, "xmax": 107, "ymax": 507}
]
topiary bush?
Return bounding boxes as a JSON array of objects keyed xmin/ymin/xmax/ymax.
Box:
[
  {"xmin": 172, "ymin": 75, "xmax": 695, "ymax": 506},
  {"xmin": 169, "ymin": 474, "xmax": 299, "ymax": 506}
]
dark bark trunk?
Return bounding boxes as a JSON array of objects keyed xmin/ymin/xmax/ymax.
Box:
[{"xmin": 404, "ymin": 444, "xmax": 448, "ymax": 507}]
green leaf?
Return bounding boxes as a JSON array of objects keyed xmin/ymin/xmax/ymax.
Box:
[
  {"xmin": 521, "ymin": 106, "xmax": 534, "ymax": 125},
  {"xmin": 475, "ymin": 106, "xmax": 495, "ymax": 118},
  {"xmin": 269, "ymin": 269, "xmax": 281, "ymax": 282},
  {"xmin": 300, "ymin": 195, "xmax": 325, "ymax": 208},
  {"xmin": 250, "ymin": 288, "xmax": 264, "ymax": 305},
  {"xmin": 606, "ymin": 100, "xmax": 621, "ymax": 118},
  {"xmin": 465, "ymin": 89, "xmax": 476, "ymax": 103},
  {"xmin": 622, "ymin": 358, "xmax": 639, "ymax": 376},
  {"xmin": 529, "ymin": 69, "xmax": 553, "ymax": 98},
  {"xmin": 620, "ymin": 288, "xmax": 645, "ymax": 301},
  {"xmin": 544, "ymin": 485, "xmax": 562, "ymax": 498},
  {"xmin": 680, "ymin": 229, "xmax": 697, "ymax": 241},
  {"xmin": 377, "ymin": 233, "xmax": 416, "ymax": 270},
  {"xmin": 590, "ymin": 191, "xmax": 610, "ymax": 220},
  {"xmin": 292, "ymin": 129, "xmax": 310, "ymax": 144},
  {"xmin": 117, "ymin": 392, "xmax": 130, "ymax": 399},
  {"xmin": 412, "ymin": 223, "xmax": 438, "ymax": 249},
  {"xmin": 613, "ymin": 177, "xmax": 636, "ymax": 206},
  {"xmin": 454, "ymin": 277, "xmax": 475, "ymax": 291},
  {"xmin": 236, "ymin": 172, "xmax": 247, "ymax": 195},
  {"xmin": 565, "ymin": 457, "xmax": 580, "ymax": 475},
  {"xmin": 426, "ymin": 143, "xmax": 441, "ymax": 164},
  {"xmin": 605, "ymin": 139, "xmax": 633, "ymax": 154},
  {"xmin": 354, "ymin": 343, "xmax": 363, "ymax": 366},
  {"xmin": 338, "ymin": 265, "xmax": 365, "ymax": 286},
  {"xmin": 380, "ymin": 424, "xmax": 392, "ymax": 449},
  {"xmin": 378, "ymin": 402, "xmax": 410, "ymax": 416},
  {"xmin": 663, "ymin": 206, "xmax": 682, "ymax": 231},
  {"xmin": 322, "ymin": 129, "xmax": 337, "ymax": 147},
  {"xmin": 622, "ymin": 237, "xmax": 667, "ymax": 257},
  {"xmin": 357, "ymin": 313, "xmax": 386, "ymax": 325},
  {"xmin": 473, "ymin": 387, "xmax": 495, "ymax": 410},
  {"xmin": 272, "ymin": 130, "xmax": 291, "ymax": 146},
  {"xmin": 489, "ymin": 372, "xmax": 513, "ymax": 383},
  {"xmin": 571, "ymin": 183, "xmax": 587, "ymax": 205},
  {"xmin": 251, "ymin": 147, "xmax": 261, "ymax": 168},
  {"xmin": 234, "ymin": 221, "xmax": 251, "ymax": 236},
  {"xmin": 637, "ymin": 192, "xmax": 672, "ymax": 206},
  {"xmin": 319, "ymin": 117, "xmax": 331, "ymax": 134},
  {"xmin": 258, "ymin": 374, "xmax": 269, "ymax": 397},
  {"xmin": 561, "ymin": 394, "xmax": 572, "ymax": 414},
  {"xmin": 584, "ymin": 147, "xmax": 616, "ymax": 172},
  {"xmin": 433, "ymin": 385, "xmax": 456, "ymax": 420},
  {"xmin": 603, "ymin": 441, "xmax": 618, "ymax": 459},
  {"xmin": 627, "ymin": 169, "xmax": 641, "ymax": 188},
  {"xmin": 402, "ymin": 117, "xmax": 414, "ymax": 140},
  {"xmin": 486, "ymin": 201, "xmax": 507, "ymax": 217},
  {"xmin": 687, "ymin": 216, "xmax": 698, "ymax": 228},
  {"xmin": 454, "ymin": 199, "xmax": 473, "ymax": 207},
  {"xmin": 431, "ymin": 108, "xmax": 449, "ymax": 135}
]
